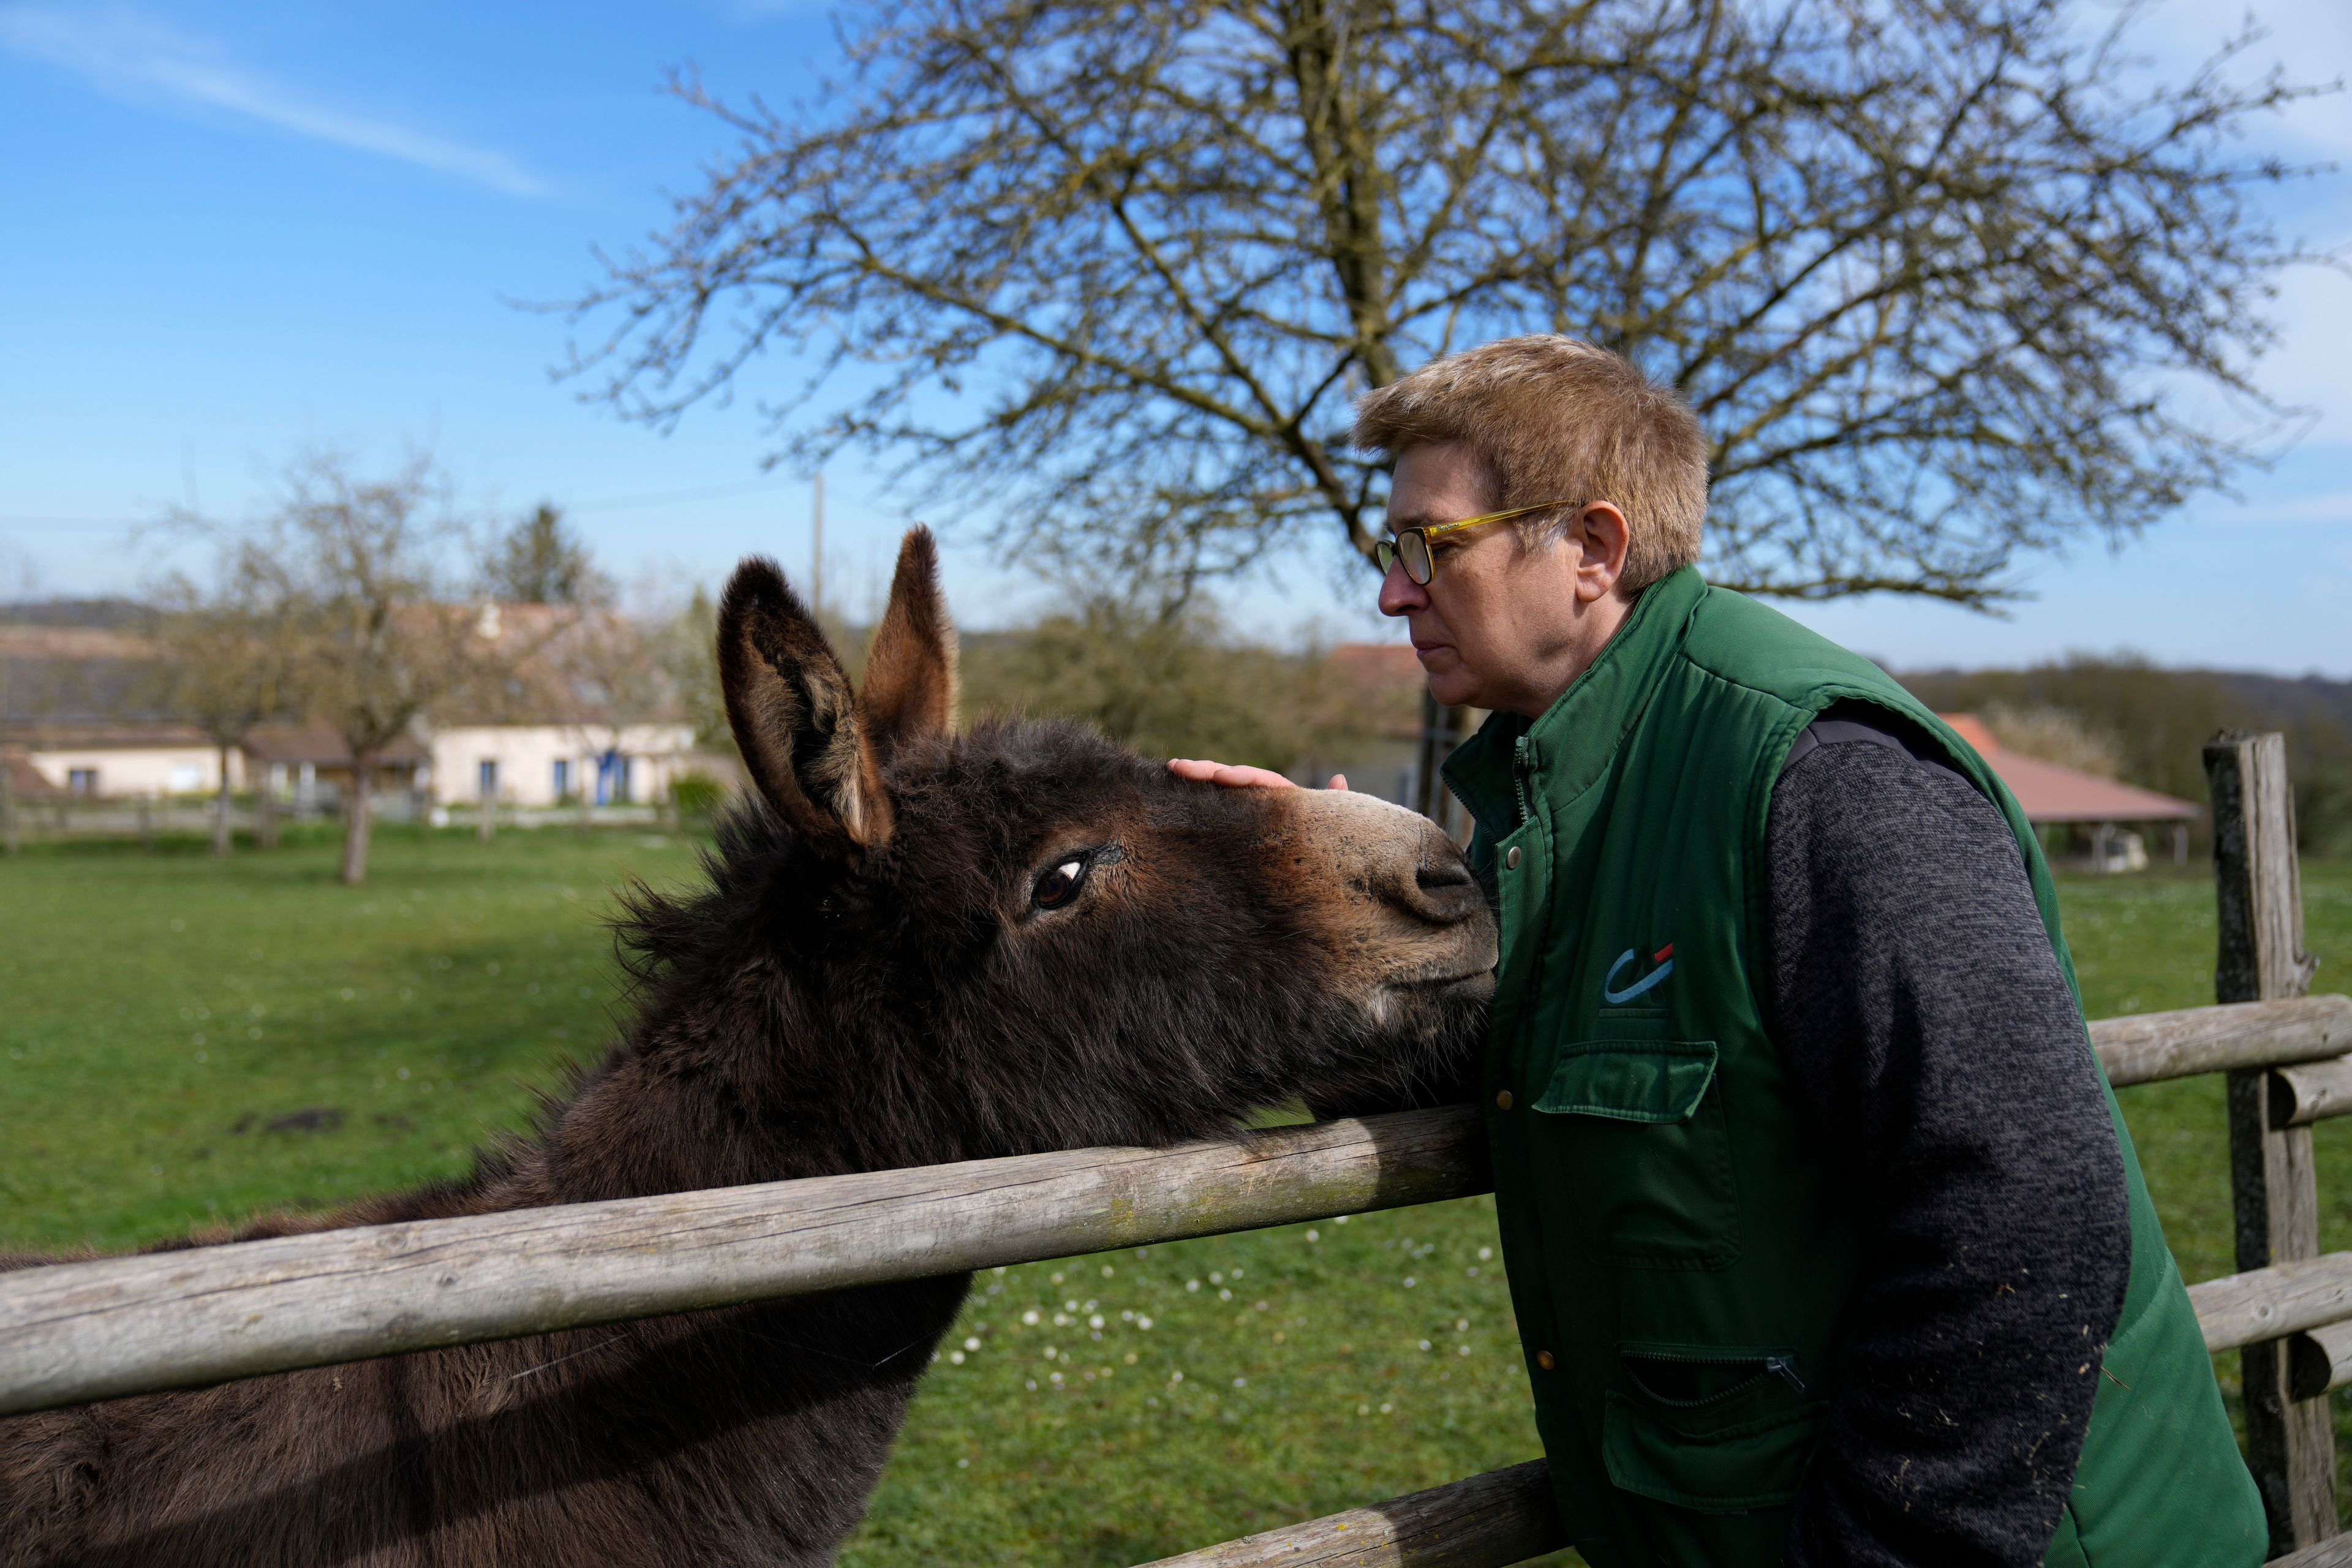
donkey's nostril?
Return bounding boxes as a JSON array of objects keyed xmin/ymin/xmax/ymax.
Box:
[
  {"xmin": 1403, "ymin": 837, "xmax": 1483, "ymax": 925},
  {"xmin": 1416, "ymin": 859, "xmax": 1475, "ymax": 894}
]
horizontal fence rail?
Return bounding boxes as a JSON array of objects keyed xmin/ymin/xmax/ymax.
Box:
[
  {"xmin": 1140, "ymin": 1227, "xmax": 2352, "ymax": 1568},
  {"xmin": 2291, "ymin": 1319, "xmax": 2352, "ymax": 1400},
  {"xmin": 1144, "ymin": 1424, "xmax": 2352, "ymax": 1568},
  {"xmin": 2274, "ymin": 1058, "xmax": 2352, "ymax": 1128},
  {"xmin": 2091, "ymin": 995, "xmax": 2352, "ymax": 1088},
  {"xmin": 2192, "ymin": 1253, "xmax": 2352, "ymax": 1354},
  {"xmin": 2278, "ymin": 1532, "xmax": 2352, "ymax": 1568},
  {"xmin": 1143, "ymin": 992, "xmax": 2352, "ymax": 1568},
  {"xmin": 1, "ymin": 997, "xmax": 2348, "ymax": 1422},
  {"xmin": 0, "ymin": 1106, "xmax": 1486, "ymax": 1417},
  {"xmin": 1134, "ymin": 1458, "xmax": 1562, "ymax": 1568},
  {"xmin": 3, "ymin": 992, "xmax": 2351, "ymax": 1567}
]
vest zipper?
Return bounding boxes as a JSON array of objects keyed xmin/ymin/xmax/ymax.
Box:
[
  {"xmin": 1510, "ymin": 735, "xmax": 1534, "ymax": 826},
  {"xmin": 1765, "ymin": 1354, "xmax": 1807, "ymax": 1393}
]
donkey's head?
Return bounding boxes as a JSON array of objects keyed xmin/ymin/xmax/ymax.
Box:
[{"xmin": 635, "ymin": 528, "xmax": 1493, "ymax": 1170}]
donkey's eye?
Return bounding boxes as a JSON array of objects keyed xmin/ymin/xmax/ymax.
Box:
[{"xmin": 1033, "ymin": 858, "xmax": 1088, "ymax": 911}]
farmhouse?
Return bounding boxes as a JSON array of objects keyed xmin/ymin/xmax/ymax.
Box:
[
  {"xmin": 418, "ymin": 601, "xmax": 701, "ymax": 809},
  {"xmin": 0, "ymin": 598, "xmax": 710, "ymax": 814},
  {"xmin": 424, "ymin": 722, "xmax": 700, "ymax": 809},
  {"xmin": 13, "ymin": 723, "xmax": 241, "ymax": 799}
]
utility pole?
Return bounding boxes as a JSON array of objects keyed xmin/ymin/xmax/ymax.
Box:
[
  {"xmin": 0, "ymin": 652, "xmax": 15, "ymax": 858},
  {"xmin": 810, "ymin": 470, "xmax": 825, "ymax": 616}
]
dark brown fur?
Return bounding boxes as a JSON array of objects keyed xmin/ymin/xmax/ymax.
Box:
[{"xmin": 0, "ymin": 531, "xmax": 1493, "ymax": 1567}]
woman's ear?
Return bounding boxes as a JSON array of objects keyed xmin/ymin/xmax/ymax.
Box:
[
  {"xmin": 1574, "ymin": 502, "xmax": 1631, "ymax": 602},
  {"xmin": 715, "ymin": 556, "xmax": 891, "ymax": 856}
]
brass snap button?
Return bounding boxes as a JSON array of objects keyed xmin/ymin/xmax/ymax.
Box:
[
  {"xmin": 1494, "ymin": 1090, "xmax": 1513, "ymax": 1111},
  {"xmin": 1536, "ymin": 1350, "xmax": 1556, "ymax": 1371},
  {"xmin": 1504, "ymin": 846, "xmax": 1522, "ymax": 870}
]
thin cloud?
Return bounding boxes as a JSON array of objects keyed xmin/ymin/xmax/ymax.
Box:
[
  {"xmin": 0, "ymin": 6, "xmax": 544, "ymax": 197},
  {"xmin": 2260, "ymin": 483, "xmax": 2352, "ymax": 525}
]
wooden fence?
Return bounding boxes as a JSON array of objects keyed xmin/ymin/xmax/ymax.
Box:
[{"xmin": 0, "ymin": 729, "xmax": 2345, "ymax": 1565}]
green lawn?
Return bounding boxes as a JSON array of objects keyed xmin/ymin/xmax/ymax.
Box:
[{"xmin": 1, "ymin": 831, "xmax": 2349, "ymax": 1563}]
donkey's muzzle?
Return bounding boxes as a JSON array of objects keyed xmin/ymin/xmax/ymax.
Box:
[{"xmin": 1283, "ymin": 788, "xmax": 1498, "ymax": 983}]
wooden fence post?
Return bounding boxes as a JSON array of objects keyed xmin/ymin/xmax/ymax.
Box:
[{"xmin": 2209, "ymin": 731, "xmax": 2330, "ymax": 1554}]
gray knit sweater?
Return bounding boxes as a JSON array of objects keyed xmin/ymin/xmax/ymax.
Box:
[{"xmin": 1770, "ymin": 709, "xmax": 2129, "ymax": 1567}]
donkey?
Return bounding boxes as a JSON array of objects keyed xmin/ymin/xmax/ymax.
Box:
[{"xmin": 0, "ymin": 528, "xmax": 1494, "ymax": 1568}]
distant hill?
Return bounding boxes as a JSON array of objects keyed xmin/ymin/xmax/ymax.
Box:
[
  {"xmin": 2211, "ymin": 671, "xmax": 2352, "ymax": 736},
  {"xmin": 0, "ymin": 598, "xmax": 150, "ymax": 631}
]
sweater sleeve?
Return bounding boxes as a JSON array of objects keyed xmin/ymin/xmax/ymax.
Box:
[{"xmin": 1766, "ymin": 715, "xmax": 2130, "ymax": 1567}]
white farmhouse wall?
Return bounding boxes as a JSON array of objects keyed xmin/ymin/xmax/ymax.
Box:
[
  {"xmin": 26, "ymin": 745, "xmax": 244, "ymax": 798},
  {"xmin": 426, "ymin": 725, "xmax": 699, "ymax": 807}
]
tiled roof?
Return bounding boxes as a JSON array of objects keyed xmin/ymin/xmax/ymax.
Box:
[
  {"xmin": 240, "ymin": 724, "xmax": 428, "ymax": 767},
  {"xmin": 1325, "ymin": 643, "xmax": 1424, "ymax": 684},
  {"xmin": 1940, "ymin": 713, "xmax": 2198, "ymax": 824},
  {"xmin": 9, "ymin": 723, "xmax": 216, "ymax": 750},
  {"xmin": 1, "ymin": 747, "xmax": 62, "ymax": 801}
]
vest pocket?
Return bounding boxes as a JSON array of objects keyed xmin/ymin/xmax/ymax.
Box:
[
  {"xmin": 1602, "ymin": 1344, "xmax": 1827, "ymax": 1513},
  {"xmin": 1528, "ymin": 1040, "xmax": 1738, "ymax": 1268}
]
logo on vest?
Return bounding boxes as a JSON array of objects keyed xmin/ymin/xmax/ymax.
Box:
[{"xmin": 1602, "ymin": 944, "xmax": 1675, "ymax": 1005}]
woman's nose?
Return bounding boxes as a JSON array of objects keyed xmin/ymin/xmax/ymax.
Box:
[{"xmin": 1376, "ymin": 556, "xmax": 1426, "ymax": 616}]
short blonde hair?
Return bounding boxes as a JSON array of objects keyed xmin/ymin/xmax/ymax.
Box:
[{"xmin": 1352, "ymin": 335, "xmax": 1709, "ymax": 594}]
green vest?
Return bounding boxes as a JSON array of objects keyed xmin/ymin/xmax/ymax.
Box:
[{"xmin": 1443, "ymin": 567, "xmax": 2263, "ymax": 1568}]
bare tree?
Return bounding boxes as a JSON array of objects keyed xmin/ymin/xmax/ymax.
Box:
[
  {"xmin": 230, "ymin": 453, "xmax": 518, "ymax": 886},
  {"xmin": 566, "ymin": 0, "xmax": 2332, "ymax": 606},
  {"xmin": 139, "ymin": 560, "xmax": 303, "ymax": 858}
]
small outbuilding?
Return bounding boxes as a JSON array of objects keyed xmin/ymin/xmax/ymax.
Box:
[{"xmin": 1940, "ymin": 713, "xmax": 2199, "ymax": 870}]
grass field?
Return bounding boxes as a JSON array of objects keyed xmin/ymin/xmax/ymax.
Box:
[{"xmin": 2, "ymin": 828, "xmax": 2349, "ymax": 1563}]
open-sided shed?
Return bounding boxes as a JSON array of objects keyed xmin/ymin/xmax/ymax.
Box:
[{"xmin": 1940, "ymin": 712, "xmax": 2199, "ymax": 867}]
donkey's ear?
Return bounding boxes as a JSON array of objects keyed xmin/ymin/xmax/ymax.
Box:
[
  {"xmin": 717, "ymin": 556, "xmax": 891, "ymax": 856},
  {"xmin": 858, "ymin": 526, "xmax": 959, "ymax": 763}
]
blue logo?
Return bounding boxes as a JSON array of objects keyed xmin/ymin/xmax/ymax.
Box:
[{"xmin": 1602, "ymin": 944, "xmax": 1675, "ymax": 1005}]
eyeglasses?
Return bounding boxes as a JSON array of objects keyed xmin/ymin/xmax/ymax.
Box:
[{"xmin": 1374, "ymin": 499, "xmax": 1580, "ymax": 585}]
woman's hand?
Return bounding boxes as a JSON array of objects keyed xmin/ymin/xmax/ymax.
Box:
[{"xmin": 1167, "ymin": 759, "xmax": 1347, "ymax": 791}]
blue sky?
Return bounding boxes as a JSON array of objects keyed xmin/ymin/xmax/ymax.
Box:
[{"xmin": 1, "ymin": 1, "xmax": 2347, "ymax": 674}]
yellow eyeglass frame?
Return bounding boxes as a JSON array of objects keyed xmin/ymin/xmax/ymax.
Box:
[{"xmin": 1374, "ymin": 498, "xmax": 1581, "ymax": 585}]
